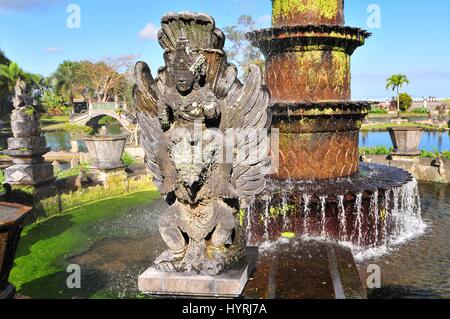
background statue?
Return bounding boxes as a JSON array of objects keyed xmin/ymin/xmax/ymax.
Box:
[
  {"xmin": 134, "ymin": 12, "xmax": 270, "ymax": 276},
  {"xmin": 12, "ymin": 77, "xmax": 35, "ymax": 109}
]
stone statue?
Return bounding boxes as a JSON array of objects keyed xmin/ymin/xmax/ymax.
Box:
[
  {"xmin": 134, "ymin": 12, "xmax": 270, "ymax": 276},
  {"xmin": 4, "ymin": 78, "xmax": 55, "ymax": 186},
  {"xmin": 12, "ymin": 78, "xmax": 34, "ymax": 110}
]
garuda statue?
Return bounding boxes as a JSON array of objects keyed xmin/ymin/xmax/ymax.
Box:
[{"xmin": 134, "ymin": 12, "xmax": 270, "ymax": 276}]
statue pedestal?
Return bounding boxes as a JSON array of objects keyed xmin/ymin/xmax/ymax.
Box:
[{"xmin": 138, "ymin": 247, "xmax": 258, "ymax": 298}]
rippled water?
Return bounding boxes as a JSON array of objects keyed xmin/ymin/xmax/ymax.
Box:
[
  {"xmin": 56, "ymin": 182, "xmax": 449, "ymax": 299},
  {"xmin": 44, "ymin": 124, "xmax": 124, "ymax": 152},
  {"xmin": 357, "ymin": 182, "xmax": 450, "ymax": 299}
]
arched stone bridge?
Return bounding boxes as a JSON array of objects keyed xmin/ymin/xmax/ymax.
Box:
[{"xmin": 70, "ymin": 102, "xmax": 137, "ymax": 133}]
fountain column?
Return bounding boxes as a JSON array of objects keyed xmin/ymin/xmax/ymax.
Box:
[
  {"xmin": 249, "ymin": 0, "xmax": 371, "ymax": 180},
  {"xmin": 246, "ymin": 0, "xmax": 423, "ymax": 247}
]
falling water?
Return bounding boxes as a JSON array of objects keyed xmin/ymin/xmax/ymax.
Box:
[
  {"xmin": 302, "ymin": 194, "xmax": 312, "ymax": 236},
  {"xmin": 337, "ymin": 195, "xmax": 347, "ymax": 241},
  {"xmin": 352, "ymin": 193, "xmax": 363, "ymax": 246},
  {"xmin": 320, "ymin": 196, "xmax": 327, "ymax": 238},
  {"xmin": 388, "ymin": 179, "xmax": 425, "ymax": 245},
  {"xmin": 370, "ymin": 190, "xmax": 380, "ymax": 246},
  {"xmin": 383, "ymin": 190, "xmax": 391, "ymax": 245},
  {"xmin": 281, "ymin": 192, "xmax": 290, "ymax": 232}
]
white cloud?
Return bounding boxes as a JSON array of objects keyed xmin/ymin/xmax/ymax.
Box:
[
  {"xmin": 0, "ymin": 0, "xmax": 61, "ymax": 12},
  {"xmin": 139, "ymin": 23, "xmax": 159, "ymax": 41},
  {"xmin": 45, "ymin": 47, "xmax": 62, "ymax": 54}
]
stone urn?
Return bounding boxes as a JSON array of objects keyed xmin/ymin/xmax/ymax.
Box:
[
  {"xmin": 0, "ymin": 202, "xmax": 32, "ymax": 299},
  {"xmin": 83, "ymin": 135, "xmax": 128, "ymax": 170},
  {"xmin": 388, "ymin": 127, "xmax": 424, "ymax": 159}
]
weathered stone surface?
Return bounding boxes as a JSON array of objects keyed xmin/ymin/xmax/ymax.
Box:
[
  {"xmin": 7, "ymin": 136, "xmax": 46, "ymax": 151},
  {"xmin": 10, "ymin": 108, "xmax": 40, "ymax": 138},
  {"xmin": 4, "ymin": 162, "xmax": 55, "ymax": 186},
  {"xmin": 272, "ymin": 0, "xmax": 345, "ymax": 27},
  {"xmin": 4, "ymin": 79, "xmax": 54, "ymax": 187},
  {"xmin": 139, "ymin": 247, "xmax": 258, "ymax": 297},
  {"xmin": 388, "ymin": 127, "xmax": 423, "ymax": 157},
  {"xmin": 134, "ymin": 12, "xmax": 270, "ymax": 279},
  {"xmin": 84, "ymin": 135, "xmax": 127, "ymax": 170},
  {"xmin": 244, "ymin": 241, "xmax": 366, "ymax": 299},
  {"xmin": 0, "ymin": 202, "xmax": 32, "ymax": 300}
]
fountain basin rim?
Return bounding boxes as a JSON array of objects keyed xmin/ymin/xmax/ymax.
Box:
[
  {"xmin": 0, "ymin": 202, "xmax": 32, "ymax": 227},
  {"xmin": 247, "ymin": 25, "xmax": 371, "ymax": 40},
  {"xmin": 84, "ymin": 135, "xmax": 129, "ymax": 142},
  {"xmin": 270, "ymin": 101, "xmax": 371, "ymax": 116},
  {"xmin": 264, "ymin": 163, "xmax": 414, "ymax": 203}
]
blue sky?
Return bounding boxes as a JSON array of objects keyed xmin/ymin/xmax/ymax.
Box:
[{"xmin": 0, "ymin": 0, "xmax": 449, "ymax": 99}]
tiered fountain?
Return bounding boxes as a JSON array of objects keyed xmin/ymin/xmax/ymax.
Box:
[{"xmin": 247, "ymin": 0, "xmax": 422, "ymax": 247}]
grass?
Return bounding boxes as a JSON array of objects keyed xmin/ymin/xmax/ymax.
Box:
[
  {"xmin": 41, "ymin": 114, "xmax": 70, "ymax": 132},
  {"xmin": 361, "ymin": 146, "xmax": 450, "ymax": 159},
  {"xmin": 361, "ymin": 122, "xmax": 442, "ymax": 132},
  {"xmin": 10, "ymin": 189, "xmax": 161, "ymax": 299}
]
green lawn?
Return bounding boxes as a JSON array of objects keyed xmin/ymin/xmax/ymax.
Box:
[
  {"xmin": 361, "ymin": 122, "xmax": 444, "ymax": 132},
  {"xmin": 10, "ymin": 190, "xmax": 161, "ymax": 299},
  {"xmin": 40, "ymin": 114, "xmax": 70, "ymax": 132}
]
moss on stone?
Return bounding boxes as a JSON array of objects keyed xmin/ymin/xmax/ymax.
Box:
[{"xmin": 273, "ymin": 0, "xmax": 341, "ymax": 21}]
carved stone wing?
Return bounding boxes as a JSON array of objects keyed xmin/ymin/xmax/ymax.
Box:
[
  {"xmin": 134, "ymin": 61, "xmax": 158, "ymax": 116},
  {"xmin": 133, "ymin": 61, "xmax": 166, "ymax": 193},
  {"xmin": 221, "ymin": 64, "xmax": 271, "ymax": 207}
]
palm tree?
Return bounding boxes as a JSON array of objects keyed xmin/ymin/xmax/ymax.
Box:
[
  {"xmin": 386, "ymin": 74, "xmax": 410, "ymax": 112},
  {"xmin": 0, "ymin": 62, "xmax": 24, "ymax": 93},
  {"xmin": 51, "ymin": 61, "xmax": 82, "ymax": 103}
]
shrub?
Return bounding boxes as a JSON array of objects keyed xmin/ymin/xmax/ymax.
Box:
[
  {"xmin": 412, "ymin": 107, "xmax": 429, "ymax": 114},
  {"xmin": 63, "ymin": 124, "xmax": 93, "ymax": 140},
  {"xmin": 41, "ymin": 91, "xmax": 68, "ymax": 115},
  {"xmin": 359, "ymin": 146, "xmax": 392, "ymax": 155},
  {"xmin": 122, "ymin": 152, "xmax": 136, "ymax": 166},
  {"xmin": 399, "ymin": 93, "xmax": 413, "ymax": 112},
  {"xmin": 370, "ymin": 106, "xmax": 388, "ymax": 114}
]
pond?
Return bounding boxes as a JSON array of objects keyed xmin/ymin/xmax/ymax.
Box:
[
  {"xmin": 360, "ymin": 131, "xmax": 450, "ymax": 152},
  {"xmin": 45, "ymin": 124, "xmax": 125, "ymax": 152},
  {"xmin": 10, "ymin": 182, "xmax": 450, "ymax": 299}
]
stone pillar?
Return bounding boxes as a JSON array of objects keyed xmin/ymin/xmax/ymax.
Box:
[
  {"xmin": 248, "ymin": 0, "xmax": 371, "ymax": 180},
  {"xmin": 4, "ymin": 107, "xmax": 55, "ymax": 186},
  {"xmin": 272, "ymin": 0, "xmax": 345, "ymax": 27}
]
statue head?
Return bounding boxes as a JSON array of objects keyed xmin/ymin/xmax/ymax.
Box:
[{"xmin": 171, "ymin": 34, "xmax": 206, "ymax": 94}]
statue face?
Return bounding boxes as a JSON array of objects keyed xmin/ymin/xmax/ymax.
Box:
[{"xmin": 173, "ymin": 69, "xmax": 195, "ymax": 93}]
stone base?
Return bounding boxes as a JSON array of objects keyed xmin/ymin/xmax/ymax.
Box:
[
  {"xmin": 390, "ymin": 154, "xmax": 420, "ymax": 163},
  {"xmin": 0, "ymin": 284, "xmax": 16, "ymax": 299},
  {"xmin": 4, "ymin": 162, "xmax": 55, "ymax": 186},
  {"xmin": 138, "ymin": 247, "xmax": 258, "ymax": 298}
]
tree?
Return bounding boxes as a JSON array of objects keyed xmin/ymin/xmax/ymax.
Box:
[
  {"xmin": 0, "ymin": 50, "xmax": 10, "ymax": 66},
  {"xmin": 79, "ymin": 55, "xmax": 135, "ymax": 102},
  {"xmin": 51, "ymin": 61, "xmax": 84, "ymax": 103},
  {"xmin": 386, "ymin": 74, "xmax": 410, "ymax": 112},
  {"xmin": 223, "ymin": 15, "xmax": 264, "ymax": 79}
]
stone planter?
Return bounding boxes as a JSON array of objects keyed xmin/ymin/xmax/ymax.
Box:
[
  {"xmin": 0, "ymin": 202, "xmax": 32, "ymax": 299},
  {"xmin": 388, "ymin": 127, "xmax": 424, "ymax": 158},
  {"xmin": 83, "ymin": 135, "xmax": 127, "ymax": 170}
]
